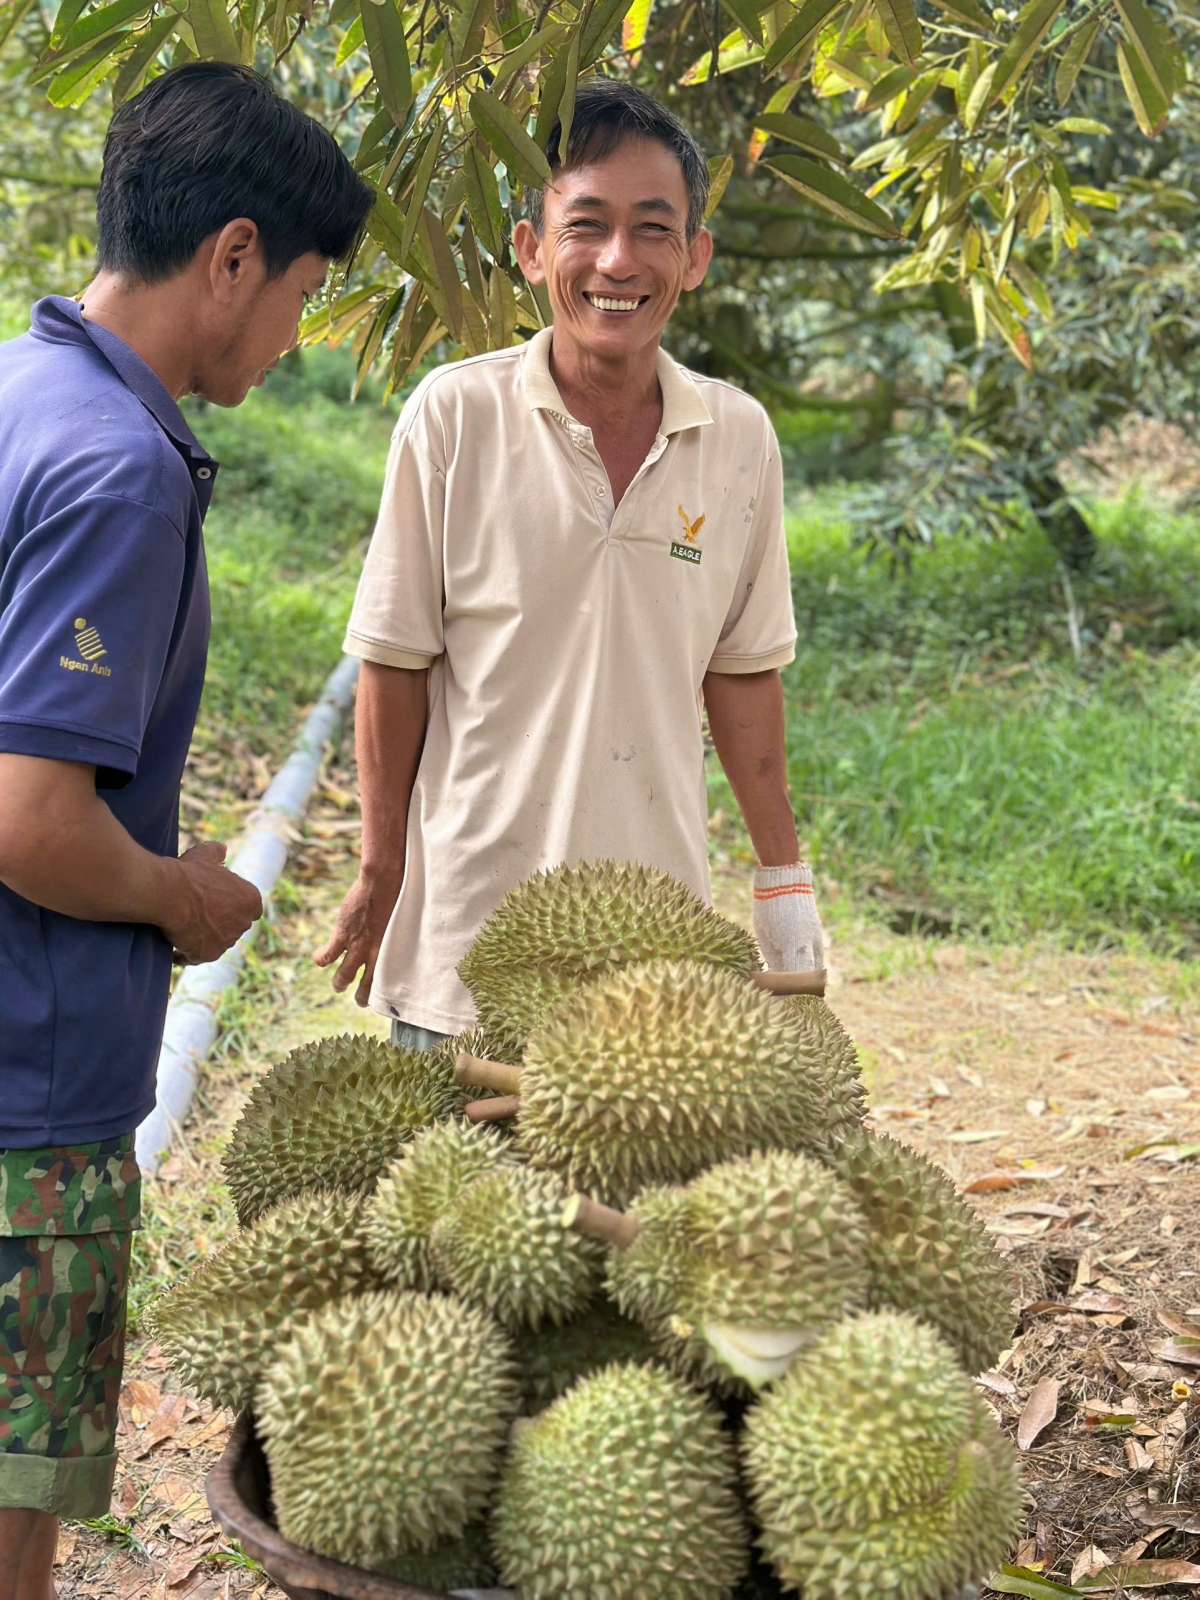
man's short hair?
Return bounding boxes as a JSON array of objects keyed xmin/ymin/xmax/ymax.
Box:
[
  {"xmin": 530, "ymin": 79, "xmax": 709, "ymax": 239},
  {"xmin": 97, "ymin": 62, "xmax": 374, "ymax": 282}
]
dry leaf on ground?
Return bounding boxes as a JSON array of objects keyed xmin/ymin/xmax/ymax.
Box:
[{"xmin": 1018, "ymin": 1377, "xmax": 1060, "ymax": 1450}]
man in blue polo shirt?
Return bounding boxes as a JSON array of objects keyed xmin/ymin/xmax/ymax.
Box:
[{"xmin": 0, "ymin": 62, "xmax": 371, "ymax": 1596}]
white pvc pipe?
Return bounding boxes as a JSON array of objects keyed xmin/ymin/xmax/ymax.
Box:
[{"xmin": 135, "ymin": 654, "xmax": 361, "ymax": 1173}]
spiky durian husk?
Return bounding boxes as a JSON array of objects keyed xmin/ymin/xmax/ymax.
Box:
[
  {"xmin": 365, "ymin": 1119, "xmax": 514, "ymax": 1290},
  {"xmin": 516, "ymin": 960, "xmax": 865, "ymax": 1204},
  {"xmin": 372, "ymin": 1522, "xmax": 497, "ymax": 1588},
  {"xmin": 458, "ymin": 860, "xmax": 761, "ymax": 1056},
  {"xmin": 222, "ymin": 1033, "xmax": 463, "ymax": 1225},
  {"xmin": 743, "ymin": 1311, "xmax": 1023, "ymax": 1600},
  {"xmin": 492, "ymin": 1362, "xmax": 750, "ymax": 1600},
  {"xmin": 430, "ymin": 1165, "xmax": 603, "ymax": 1330},
  {"xmin": 787, "ymin": 995, "xmax": 860, "ymax": 1080},
  {"xmin": 146, "ymin": 1189, "xmax": 372, "ymax": 1410},
  {"xmin": 511, "ymin": 1296, "xmax": 660, "ymax": 1412},
  {"xmin": 606, "ymin": 1153, "xmax": 869, "ymax": 1390},
  {"xmin": 825, "ymin": 1129, "xmax": 1014, "ymax": 1374},
  {"xmin": 258, "ymin": 1290, "xmax": 519, "ymax": 1566}
]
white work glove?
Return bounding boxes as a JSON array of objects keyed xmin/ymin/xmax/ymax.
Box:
[{"xmin": 752, "ymin": 862, "xmax": 825, "ymax": 973}]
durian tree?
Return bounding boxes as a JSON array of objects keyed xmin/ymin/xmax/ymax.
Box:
[{"xmin": 0, "ymin": 0, "xmax": 1190, "ymax": 400}]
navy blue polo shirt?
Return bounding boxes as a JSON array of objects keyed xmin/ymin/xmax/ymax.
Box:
[{"xmin": 0, "ymin": 297, "xmax": 214, "ymax": 1147}]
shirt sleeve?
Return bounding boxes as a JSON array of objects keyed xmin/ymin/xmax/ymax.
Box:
[
  {"xmin": 707, "ymin": 428, "xmax": 797, "ymax": 675},
  {"xmin": 343, "ymin": 402, "xmax": 446, "ymax": 670},
  {"xmin": 0, "ymin": 494, "xmax": 186, "ymax": 787}
]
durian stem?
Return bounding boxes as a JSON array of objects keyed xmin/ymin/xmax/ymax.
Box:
[
  {"xmin": 749, "ymin": 967, "xmax": 827, "ymax": 997},
  {"xmin": 455, "ymin": 1052, "xmax": 521, "ymax": 1094},
  {"xmin": 561, "ymin": 1193, "xmax": 639, "ymax": 1250},
  {"xmin": 464, "ymin": 1095, "xmax": 521, "ymax": 1124}
]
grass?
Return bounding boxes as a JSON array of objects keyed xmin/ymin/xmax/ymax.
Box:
[{"xmin": 709, "ymin": 485, "xmax": 1200, "ymax": 951}]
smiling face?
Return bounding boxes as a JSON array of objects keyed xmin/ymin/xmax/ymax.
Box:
[{"xmin": 513, "ymin": 137, "xmax": 713, "ymax": 365}]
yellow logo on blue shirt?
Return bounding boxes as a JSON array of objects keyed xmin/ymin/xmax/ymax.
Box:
[{"xmin": 59, "ymin": 616, "xmax": 112, "ymax": 677}]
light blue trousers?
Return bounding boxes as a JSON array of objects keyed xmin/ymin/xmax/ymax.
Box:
[{"xmin": 390, "ymin": 1020, "xmax": 452, "ymax": 1053}]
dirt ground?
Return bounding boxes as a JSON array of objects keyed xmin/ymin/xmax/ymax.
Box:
[{"xmin": 55, "ymin": 762, "xmax": 1199, "ymax": 1599}]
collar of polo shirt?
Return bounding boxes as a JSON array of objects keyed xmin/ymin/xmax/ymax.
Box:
[{"xmin": 519, "ymin": 327, "xmax": 713, "ymax": 438}]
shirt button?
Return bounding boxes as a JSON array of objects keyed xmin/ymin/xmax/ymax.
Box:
[
  {"xmin": 594, "ymin": 484, "xmax": 606, "ymax": 498},
  {"xmin": 196, "ymin": 466, "xmax": 212, "ymax": 480}
]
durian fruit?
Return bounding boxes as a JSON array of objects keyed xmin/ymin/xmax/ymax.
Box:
[
  {"xmin": 223, "ymin": 1033, "xmax": 463, "ymax": 1225},
  {"xmin": 365, "ymin": 1118, "xmax": 515, "ymax": 1290},
  {"xmin": 146, "ymin": 1188, "xmax": 373, "ymax": 1410},
  {"xmin": 511, "ymin": 1296, "xmax": 660, "ymax": 1412},
  {"xmin": 572, "ymin": 1151, "xmax": 870, "ymax": 1388},
  {"xmin": 743, "ymin": 1310, "xmax": 1023, "ymax": 1600},
  {"xmin": 463, "ymin": 959, "xmax": 864, "ymax": 1204},
  {"xmin": 458, "ymin": 860, "xmax": 761, "ymax": 1056},
  {"xmin": 258, "ymin": 1289, "xmax": 519, "ymax": 1566},
  {"xmin": 430, "ymin": 1164, "xmax": 603, "ymax": 1330},
  {"xmin": 492, "ymin": 1361, "xmax": 750, "ymax": 1599},
  {"xmin": 787, "ymin": 994, "xmax": 860, "ymax": 1080},
  {"xmin": 372, "ymin": 1523, "xmax": 497, "ymax": 1589},
  {"xmin": 826, "ymin": 1129, "xmax": 1014, "ymax": 1374}
]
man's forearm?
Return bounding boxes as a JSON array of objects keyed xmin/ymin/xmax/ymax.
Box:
[
  {"xmin": 0, "ymin": 754, "xmax": 176, "ymax": 922},
  {"xmin": 356, "ymin": 660, "xmax": 430, "ymax": 883},
  {"xmin": 703, "ymin": 668, "xmax": 799, "ymax": 866}
]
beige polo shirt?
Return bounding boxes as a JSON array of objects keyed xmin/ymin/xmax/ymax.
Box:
[{"xmin": 343, "ymin": 327, "xmax": 796, "ymax": 1033}]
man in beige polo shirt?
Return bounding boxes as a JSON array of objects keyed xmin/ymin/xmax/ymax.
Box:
[{"xmin": 316, "ymin": 80, "xmax": 824, "ymax": 1043}]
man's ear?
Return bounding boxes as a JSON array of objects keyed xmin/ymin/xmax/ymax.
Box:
[
  {"xmin": 683, "ymin": 227, "xmax": 714, "ymax": 292},
  {"xmin": 207, "ymin": 218, "xmax": 263, "ymax": 305},
  {"xmin": 512, "ymin": 217, "xmax": 547, "ymax": 284}
]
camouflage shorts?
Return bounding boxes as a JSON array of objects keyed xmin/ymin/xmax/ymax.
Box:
[{"xmin": 0, "ymin": 1136, "xmax": 140, "ymax": 1518}]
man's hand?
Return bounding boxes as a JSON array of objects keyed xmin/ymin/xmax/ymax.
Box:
[
  {"xmin": 752, "ymin": 862, "xmax": 825, "ymax": 973},
  {"xmin": 314, "ymin": 868, "xmax": 403, "ymax": 1006},
  {"xmin": 164, "ymin": 841, "xmax": 263, "ymax": 964}
]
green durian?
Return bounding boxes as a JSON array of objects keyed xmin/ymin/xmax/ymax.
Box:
[
  {"xmin": 787, "ymin": 994, "xmax": 860, "ymax": 1079},
  {"xmin": 372, "ymin": 1523, "xmax": 497, "ymax": 1589},
  {"xmin": 365, "ymin": 1118, "xmax": 515, "ymax": 1290},
  {"xmin": 511, "ymin": 1296, "xmax": 660, "ymax": 1412},
  {"xmin": 826, "ymin": 1129, "xmax": 1014, "ymax": 1374},
  {"xmin": 743, "ymin": 1311, "xmax": 1024, "ymax": 1600},
  {"xmin": 458, "ymin": 860, "xmax": 761, "ymax": 1056},
  {"xmin": 513, "ymin": 959, "xmax": 864, "ymax": 1204},
  {"xmin": 589, "ymin": 1151, "xmax": 869, "ymax": 1388},
  {"xmin": 430, "ymin": 1164, "xmax": 603, "ymax": 1330},
  {"xmin": 258, "ymin": 1289, "xmax": 519, "ymax": 1566},
  {"xmin": 492, "ymin": 1362, "xmax": 750, "ymax": 1600},
  {"xmin": 223, "ymin": 1033, "xmax": 462, "ymax": 1225},
  {"xmin": 146, "ymin": 1189, "xmax": 373, "ymax": 1411}
]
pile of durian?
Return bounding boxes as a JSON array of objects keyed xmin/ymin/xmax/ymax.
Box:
[{"xmin": 148, "ymin": 861, "xmax": 1024, "ymax": 1600}]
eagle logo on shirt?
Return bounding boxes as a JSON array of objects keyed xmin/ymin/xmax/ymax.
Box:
[{"xmin": 677, "ymin": 505, "xmax": 706, "ymax": 543}]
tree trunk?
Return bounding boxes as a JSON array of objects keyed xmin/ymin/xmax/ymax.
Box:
[{"xmin": 1026, "ymin": 471, "xmax": 1099, "ymax": 574}]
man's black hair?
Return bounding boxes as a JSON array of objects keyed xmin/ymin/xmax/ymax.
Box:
[
  {"xmin": 529, "ymin": 79, "xmax": 709, "ymax": 239},
  {"xmin": 97, "ymin": 62, "xmax": 374, "ymax": 282}
]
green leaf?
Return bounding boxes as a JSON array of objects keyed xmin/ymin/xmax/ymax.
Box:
[
  {"xmin": 463, "ymin": 137, "xmax": 505, "ymax": 258},
  {"xmin": 682, "ymin": 27, "xmax": 764, "ymax": 82},
  {"xmin": 487, "ymin": 265, "xmax": 518, "ymax": 347},
  {"xmin": 1115, "ymin": 36, "xmax": 1168, "ymax": 136},
  {"xmin": 185, "ymin": 0, "xmax": 239, "ymax": 61},
  {"xmin": 753, "ymin": 111, "xmax": 845, "ymax": 162},
  {"xmin": 400, "ymin": 122, "xmax": 441, "ymax": 261},
  {"xmin": 1053, "ymin": 13, "xmax": 1100, "ymax": 105},
  {"xmin": 0, "ymin": 0, "xmax": 34, "ymax": 50},
  {"xmin": 56, "ymin": 0, "xmax": 149, "ymax": 58},
  {"xmin": 492, "ymin": 21, "xmax": 565, "ymax": 91},
  {"xmin": 762, "ymin": 0, "xmax": 846, "ymax": 74},
  {"xmin": 704, "ymin": 153, "xmax": 734, "ymax": 219},
  {"xmin": 963, "ymin": 57, "xmax": 997, "ymax": 130},
  {"xmin": 622, "ymin": 0, "xmax": 652, "ymax": 54},
  {"xmin": 49, "ymin": 0, "xmax": 89, "ymax": 48},
  {"xmin": 990, "ymin": 1565, "xmax": 1084, "ymax": 1598},
  {"xmin": 470, "ymin": 87, "xmax": 551, "ymax": 189},
  {"xmin": 766, "ymin": 153, "xmax": 900, "ymax": 236},
  {"xmin": 360, "ymin": 0, "xmax": 412, "ymax": 123},
  {"xmin": 419, "ymin": 205, "xmax": 464, "ymax": 341},
  {"xmin": 1054, "ymin": 116, "xmax": 1109, "ymax": 135},
  {"xmin": 334, "ymin": 12, "xmax": 364, "ymax": 63},
  {"xmin": 354, "ymin": 106, "xmax": 394, "ymax": 171},
  {"xmin": 989, "ymin": 0, "xmax": 1066, "ymax": 103},
  {"xmin": 1112, "ymin": 0, "xmax": 1174, "ymax": 103},
  {"xmin": 534, "ymin": 40, "xmax": 571, "ymax": 150},
  {"xmin": 556, "ymin": 28, "xmax": 581, "ymax": 163},
  {"xmin": 871, "ymin": 0, "xmax": 921, "ymax": 66},
  {"xmin": 353, "ymin": 285, "xmax": 402, "ymax": 395},
  {"xmin": 365, "ymin": 187, "xmax": 409, "ymax": 262},
  {"xmin": 862, "ymin": 62, "xmax": 915, "ymax": 110},
  {"xmin": 925, "ymin": 0, "xmax": 992, "ymax": 30},
  {"xmin": 46, "ymin": 32, "xmax": 129, "ymax": 102},
  {"xmin": 719, "ymin": 0, "xmax": 763, "ymax": 47},
  {"xmin": 111, "ymin": 11, "xmax": 175, "ymax": 99},
  {"xmin": 579, "ymin": 0, "xmax": 636, "ymax": 64}
]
